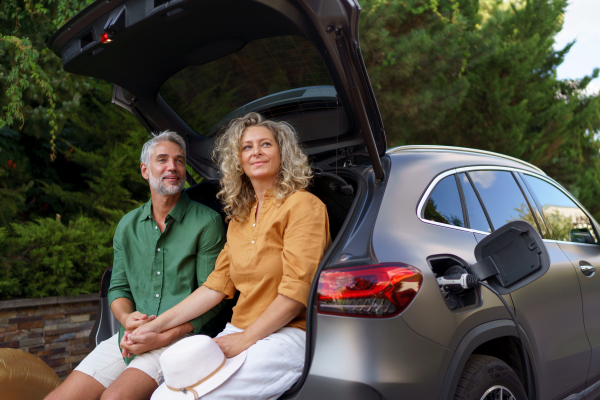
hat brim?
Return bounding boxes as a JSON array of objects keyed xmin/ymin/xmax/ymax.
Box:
[{"xmin": 151, "ymin": 350, "xmax": 247, "ymax": 399}]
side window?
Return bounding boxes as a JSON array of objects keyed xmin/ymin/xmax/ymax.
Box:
[
  {"xmin": 458, "ymin": 173, "xmax": 491, "ymax": 233},
  {"xmin": 523, "ymin": 175, "xmax": 598, "ymax": 244},
  {"xmin": 423, "ymin": 175, "xmax": 465, "ymax": 227},
  {"xmin": 469, "ymin": 170, "xmax": 537, "ymax": 231}
]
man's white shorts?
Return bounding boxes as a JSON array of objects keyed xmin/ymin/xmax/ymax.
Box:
[{"xmin": 74, "ymin": 333, "xmax": 176, "ymax": 388}]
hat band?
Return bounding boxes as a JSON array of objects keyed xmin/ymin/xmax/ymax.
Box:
[{"xmin": 166, "ymin": 357, "xmax": 227, "ymax": 400}]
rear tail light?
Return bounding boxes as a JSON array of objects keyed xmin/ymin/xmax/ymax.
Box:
[
  {"xmin": 101, "ymin": 32, "xmax": 112, "ymax": 43},
  {"xmin": 317, "ymin": 263, "xmax": 422, "ymax": 318}
]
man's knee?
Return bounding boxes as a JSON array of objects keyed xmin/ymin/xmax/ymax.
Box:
[
  {"xmin": 44, "ymin": 371, "xmax": 105, "ymax": 400},
  {"xmin": 100, "ymin": 389, "xmax": 124, "ymax": 400},
  {"xmin": 100, "ymin": 368, "xmax": 158, "ymax": 400}
]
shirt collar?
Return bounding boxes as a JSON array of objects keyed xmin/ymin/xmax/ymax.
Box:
[
  {"xmin": 168, "ymin": 191, "xmax": 191, "ymax": 222},
  {"xmin": 139, "ymin": 191, "xmax": 191, "ymax": 222},
  {"xmin": 254, "ymin": 188, "xmax": 274, "ymax": 200},
  {"xmin": 140, "ymin": 197, "xmax": 153, "ymax": 221}
]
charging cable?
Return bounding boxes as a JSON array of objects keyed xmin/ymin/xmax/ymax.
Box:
[{"xmin": 436, "ymin": 274, "xmax": 532, "ymax": 394}]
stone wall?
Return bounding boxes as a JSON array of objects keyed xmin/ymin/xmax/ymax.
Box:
[{"xmin": 0, "ymin": 293, "xmax": 99, "ymax": 380}]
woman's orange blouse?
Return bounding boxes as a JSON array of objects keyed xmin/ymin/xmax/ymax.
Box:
[{"xmin": 203, "ymin": 189, "xmax": 330, "ymax": 331}]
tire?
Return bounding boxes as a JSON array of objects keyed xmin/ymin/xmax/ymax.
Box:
[{"xmin": 454, "ymin": 355, "xmax": 528, "ymax": 400}]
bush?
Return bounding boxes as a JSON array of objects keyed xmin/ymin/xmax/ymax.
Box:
[{"xmin": 0, "ymin": 215, "xmax": 114, "ymax": 299}]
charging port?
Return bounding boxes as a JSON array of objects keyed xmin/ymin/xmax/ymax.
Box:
[{"xmin": 428, "ymin": 255, "xmax": 481, "ymax": 312}]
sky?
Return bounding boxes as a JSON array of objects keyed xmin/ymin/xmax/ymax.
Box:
[{"xmin": 554, "ymin": 0, "xmax": 600, "ymax": 94}]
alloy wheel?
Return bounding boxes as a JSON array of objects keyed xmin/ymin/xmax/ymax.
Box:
[{"xmin": 480, "ymin": 385, "xmax": 517, "ymax": 400}]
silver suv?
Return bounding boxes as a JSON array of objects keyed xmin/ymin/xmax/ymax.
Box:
[{"xmin": 49, "ymin": 1, "xmax": 600, "ymax": 399}]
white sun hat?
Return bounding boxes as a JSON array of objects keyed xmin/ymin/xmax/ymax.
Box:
[{"xmin": 151, "ymin": 335, "xmax": 247, "ymax": 400}]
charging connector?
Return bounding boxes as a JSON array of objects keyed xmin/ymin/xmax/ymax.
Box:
[{"xmin": 436, "ymin": 274, "xmax": 479, "ymax": 291}]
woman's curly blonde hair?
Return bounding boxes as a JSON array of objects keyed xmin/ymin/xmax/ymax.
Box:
[{"xmin": 213, "ymin": 112, "xmax": 313, "ymax": 222}]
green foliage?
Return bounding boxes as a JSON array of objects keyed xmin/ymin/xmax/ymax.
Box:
[
  {"xmin": 2, "ymin": 0, "xmax": 600, "ymax": 298},
  {"xmin": 0, "ymin": 215, "xmax": 113, "ymax": 299},
  {"xmin": 0, "ymin": 84, "xmax": 149, "ymax": 299},
  {"xmin": 360, "ymin": 0, "xmax": 484, "ymax": 140},
  {"xmin": 0, "ymin": 1, "xmax": 151, "ymax": 299},
  {"xmin": 0, "ymin": 0, "xmax": 95, "ymax": 159},
  {"xmin": 360, "ymin": 0, "xmax": 600, "ymax": 221},
  {"xmin": 41, "ymin": 83, "xmax": 151, "ymax": 224}
]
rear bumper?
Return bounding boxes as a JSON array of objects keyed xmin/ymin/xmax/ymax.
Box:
[{"xmin": 295, "ymin": 314, "xmax": 453, "ymax": 400}]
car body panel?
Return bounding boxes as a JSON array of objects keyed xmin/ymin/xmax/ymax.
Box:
[
  {"xmin": 299, "ymin": 314, "xmax": 453, "ymax": 400},
  {"xmin": 438, "ymin": 320, "xmax": 539, "ymax": 400},
  {"xmin": 510, "ymin": 241, "xmax": 590, "ymax": 399},
  {"xmin": 558, "ymin": 242, "xmax": 600, "ymax": 379},
  {"xmin": 372, "ymin": 148, "xmax": 591, "ymax": 399},
  {"xmin": 373, "ymin": 150, "xmax": 539, "ymax": 347}
]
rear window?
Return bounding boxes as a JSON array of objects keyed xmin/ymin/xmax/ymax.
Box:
[
  {"xmin": 160, "ymin": 35, "xmax": 340, "ymax": 136},
  {"xmin": 423, "ymin": 175, "xmax": 465, "ymax": 228}
]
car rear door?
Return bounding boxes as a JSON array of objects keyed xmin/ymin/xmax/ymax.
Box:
[
  {"xmin": 520, "ymin": 173, "xmax": 600, "ymax": 399},
  {"xmin": 466, "ymin": 168, "xmax": 591, "ymax": 399}
]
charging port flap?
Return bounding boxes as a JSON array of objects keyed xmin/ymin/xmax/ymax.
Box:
[{"xmin": 470, "ymin": 220, "xmax": 550, "ymax": 295}]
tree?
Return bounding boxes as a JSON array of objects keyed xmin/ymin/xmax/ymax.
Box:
[
  {"xmin": 359, "ymin": 0, "xmax": 486, "ymax": 145},
  {"xmin": 359, "ymin": 0, "xmax": 600, "ymax": 220},
  {"xmin": 0, "ymin": 1, "xmax": 151, "ymax": 299}
]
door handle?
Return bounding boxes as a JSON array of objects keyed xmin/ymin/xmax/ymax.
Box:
[{"xmin": 580, "ymin": 261, "xmax": 596, "ymax": 277}]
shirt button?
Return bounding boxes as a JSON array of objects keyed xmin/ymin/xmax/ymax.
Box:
[
  {"xmin": 156, "ymin": 294, "xmax": 159, "ymax": 297},
  {"xmin": 251, "ymin": 240, "xmax": 255, "ymax": 244},
  {"xmin": 253, "ymin": 224, "xmax": 255, "ymax": 227},
  {"xmin": 157, "ymin": 248, "xmax": 161, "ymax": 252},
  {"xmin": 155, "ymin": 226, "xmax": 158, "ymax": 229},
  {"xmin": 157, "ymin": 271, "xmax": 161, "ymax": 275}
]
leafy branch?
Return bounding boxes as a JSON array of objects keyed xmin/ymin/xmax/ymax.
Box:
[
  {"xmin": 0, "ymin": 0, "xmax": 93, "ymax": 160},
  {"xmin": 0, "ymin": 35, "xmax": 58, "ymax": 159}
]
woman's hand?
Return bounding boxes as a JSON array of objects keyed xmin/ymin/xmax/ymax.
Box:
[
  {"xmin": 131, "ymin": 318, "xmax": 162, "ymax": 337},
  {"xmin": 121, "ymin": 331, "xmax": 163, "ymax": 357},
  {"xmin": 124, "ymin": 311, "xmax": 156, "ymax": 332},
  {"xmin": 120, "ymin": 331, "xmax": 137, "ymax": 358},
  {"xmin": 214, "ymin": 332, "xmax": 254, "ymax": 358}
]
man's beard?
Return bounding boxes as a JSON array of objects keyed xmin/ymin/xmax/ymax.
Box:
[{"xmin": 148, "ymin": 170, "xmax": 185, "ymax": 195}]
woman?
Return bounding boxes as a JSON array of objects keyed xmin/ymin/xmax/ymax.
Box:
[{"xmin": 130, "ymin": 112, "xmax": 330, "ymax": 399}]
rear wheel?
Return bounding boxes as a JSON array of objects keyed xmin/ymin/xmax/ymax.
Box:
[{"xmin": 454, "ymin": 355, "xmax": 527, "ymax": 400}]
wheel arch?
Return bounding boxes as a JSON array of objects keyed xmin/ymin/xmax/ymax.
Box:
[{"xmin": 439, "ymin": 320, "xmax": 538, "ymax": 400}]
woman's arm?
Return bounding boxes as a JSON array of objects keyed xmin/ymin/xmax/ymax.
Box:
[
  {"xmin": 214, "ymin": 294, "xmax": 304, "ymax": 357},
  {"xmin": 130, "ymin": 286, "xmax": 225, "ymax": 338},
  {"xmin": 214, "ymin": 198, "xmax": 329, "ymax": 357}
]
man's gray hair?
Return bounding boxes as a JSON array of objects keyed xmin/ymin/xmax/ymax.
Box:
[{"xmin": 140, "ymin": 131, "xmax": 186, "ymax": 165}]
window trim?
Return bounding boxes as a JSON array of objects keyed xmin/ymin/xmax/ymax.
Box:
[
  {"xmin": 455, "ymin": 173, "xmax": 470, "ymax": 229},
  {"xmin": 417, "ymin": 168, "xmax": 490, "ymax": 235},
  {"xmin": 463, "ymin": 171, "xmax": 495, "ymax": 232},
  {"xmin": 513, "ymin": 172, "xmax": 550, "ymax": 238},
  {"xmin": 417, "ymin": 166, "xmax": 600, "ymax": 247},
  {"xmin": 421, "ymin": 173, "xmax": 467, "ymax": 229},
  {"xmin": 509, "ymin": 171, "xmax": 544, "ymax": 235}
]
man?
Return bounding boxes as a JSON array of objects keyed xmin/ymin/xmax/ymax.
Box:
[{"xmin": 46, "ymin": 131, "xmax": 225, "ymax": 400}]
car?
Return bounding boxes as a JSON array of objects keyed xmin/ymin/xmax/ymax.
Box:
[{"xmin": 48, "ymin": 1, "xmax": 600, "ymax": 399}]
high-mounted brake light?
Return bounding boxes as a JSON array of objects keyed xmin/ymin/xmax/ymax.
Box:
[
  {"xmin": 101, "ymin": 32, "xmax": 112, "ymax": 44},
  {"xmin": 317, "ymin": 263, "xmax": 423, "ymax": 318}
]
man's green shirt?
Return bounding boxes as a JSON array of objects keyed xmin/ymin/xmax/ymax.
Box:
[{"xmin": 108, "ymin": 191, "xmax": 225, "ymax": 363}]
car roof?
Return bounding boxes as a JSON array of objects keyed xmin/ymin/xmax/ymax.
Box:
[{"xmin": 387, "ymin": 145, "xmax": 545, "ymax": 175}]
